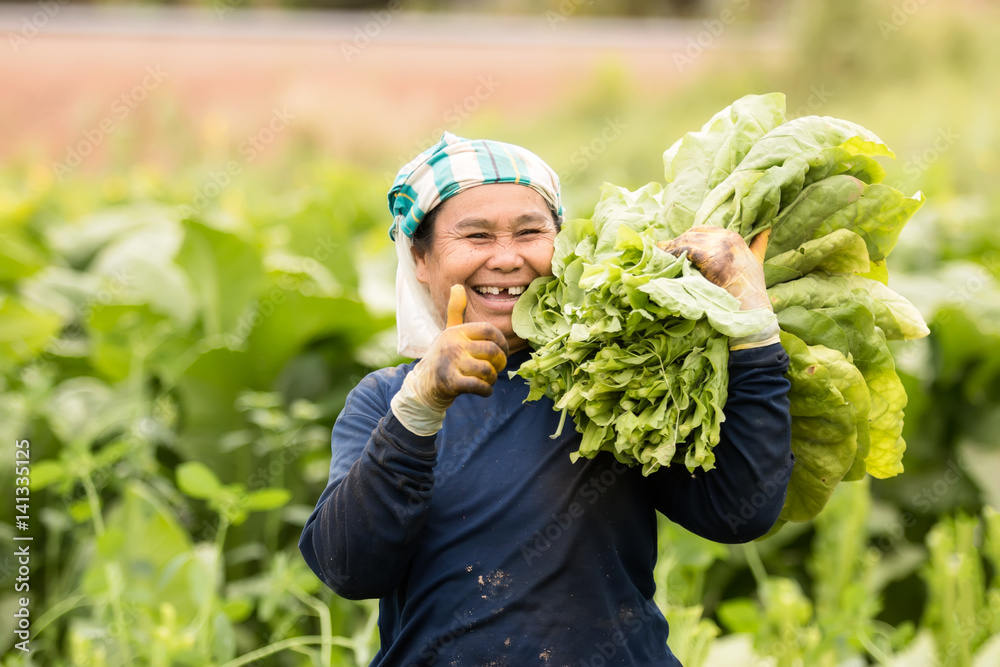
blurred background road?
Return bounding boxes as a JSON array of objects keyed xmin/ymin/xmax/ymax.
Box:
[{"xmin": 1, "ymin": 3, "xmax": 783, "ymax": 180}]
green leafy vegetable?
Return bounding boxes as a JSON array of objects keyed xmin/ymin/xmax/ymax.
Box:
[{"xmin": 513, "ymin": 92, "xmax": 929, "ymax": 523}]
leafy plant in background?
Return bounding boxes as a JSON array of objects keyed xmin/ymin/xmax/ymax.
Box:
[{"xmin": 0, "ymin": 164, "xmax": 393, "ymax": 664}]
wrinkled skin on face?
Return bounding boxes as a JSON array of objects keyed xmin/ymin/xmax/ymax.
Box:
[{"xmin": 413, "ymin": 183, "xmax": 559, "ymax": 353}]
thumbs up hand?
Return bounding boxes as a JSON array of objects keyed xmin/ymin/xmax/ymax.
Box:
[{"xmin": 391, "ymin": 285, "xmax": 510, "ymax": 436}]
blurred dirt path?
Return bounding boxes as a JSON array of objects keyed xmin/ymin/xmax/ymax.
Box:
[{"xmin": 0, "ymin": 6, "xmax": 778, "ymax": 166}]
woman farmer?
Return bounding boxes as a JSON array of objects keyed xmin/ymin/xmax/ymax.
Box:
[{"xmin": 299, "ymin": 132, "xmax": 793, "ymax": 666}]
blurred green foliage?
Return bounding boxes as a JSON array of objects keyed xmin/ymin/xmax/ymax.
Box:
[
  {"xmin": 3, "ymin": 0, "xmax": 1000, "ymax": 664},
  {"xmin": 0, "ymin": 161, "xmax": 395, "ymax": 664}
]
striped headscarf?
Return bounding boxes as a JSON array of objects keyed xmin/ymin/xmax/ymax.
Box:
[
  {"xmin": 388, "ymin": 131, "xmax": 563, "ymax": 240},
  {"xmin": 388, "ymin": 132, "xmax": 563, "ymax": 357}
]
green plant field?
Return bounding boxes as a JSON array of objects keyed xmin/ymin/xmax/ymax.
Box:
[{"xmin": 3, "ymin": 2, "xmax": 1000, "ymax": 665}]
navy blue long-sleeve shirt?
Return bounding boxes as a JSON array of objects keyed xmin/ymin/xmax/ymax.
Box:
[{"xmin": 299, "ymin": 343, "xmax": 793, "ymax": 666}]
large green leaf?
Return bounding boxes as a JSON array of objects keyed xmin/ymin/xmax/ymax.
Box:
[
  {"xmin": 176, "ymin": 461, "xmax": 223, "ymax": 500},
  {"xmin": 692, "ymin": 115, "xmax": 894, "ymax": 239},
  {"xmin": 767, "ymin": 177, "xmax": 924, "ymax": 263},
  {"xmin": 89, "ymin": 221, "xmax": 198, "ymax": 328},
  {"xmin": 174, "ymin": 345, "xmax": 260, "ymax": 451},
  {"xmin": 773, "ymin": 288, "xmax": 908, "ymax": 480},
  {"xmin": 764, "ymin": 228, "xmax": 871, "ymax": 287},
  {"xmin": 87, "ymin": 304, "xmax": 177, "ymax": 381},
  {"xmin": 243, "ymin": 487, "xmax": 292, "ymax": 511},
  {"xmin": 175, "ymin": 218, "xmax": 264, "ymax": 337},
  {"xmin": 45, "ymin": 203, "xmax": 175, "ymax": 267},
  {"xmin": 768, "ymin": 273, "xmax": 927, "ymax": 341},
  {"xmin": 776, "ymin": 306, "xmax": 850, "ymax": 358},
  {"xmin": 821, "ymin": 303, "xmax": 907, "ymax": 479},
  {"xmin": 639, "ymin": 270, "xmax": 775, "ymax": 338},
  {"xmin": 766, "ymin": 175, "xmax": 867, "ymax": 258},
  {"xmin": 245, "ymin": 289, "xmax": 388, "ymax": 381},
  {"xmin": 779, "ymin": 331, "xmax": 867, "ymax": 522}
]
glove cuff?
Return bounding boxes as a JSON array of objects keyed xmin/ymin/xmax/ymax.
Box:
[
  {"xmin": 390, "ymin": 370, "xmax": 447, "ymax": 437},
  {"xmin": 729, "ymin": 317, "xmax": 781, "ymax": 351}
]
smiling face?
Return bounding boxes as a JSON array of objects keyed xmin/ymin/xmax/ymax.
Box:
[{"xmin": 412, "ymin": 183, "xmax": 558, "ymax": 352}]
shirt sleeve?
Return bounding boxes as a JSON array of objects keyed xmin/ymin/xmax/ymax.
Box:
[
  {"xmin": 298, "ymin": 372, "xmax": 439, "ymax": 599},
  {"xmin": 647, "ymin": 342, "xmax": 794, "ymax": 543}
]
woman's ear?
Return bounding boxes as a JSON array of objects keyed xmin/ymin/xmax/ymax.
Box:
[{"xmin": 412, "ymin": 245, "xmax": 430, "ymax": 285}]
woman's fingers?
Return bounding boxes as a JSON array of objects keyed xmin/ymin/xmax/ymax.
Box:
[
  {"xmin": 460, "ymin": 338, "xmax": 509, "ymax": 373},
  {"xmin": 454, "ymin": 356, "xmax": 499, "ymax": 388},
  {"xmin": 422, "ymin": 320, "xmax": 509, "ymax": 406}
]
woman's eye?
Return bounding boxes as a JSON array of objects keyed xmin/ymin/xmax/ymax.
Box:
[{"xmin": 466, "ymin": 232, "xmax": 490, "ymax": 240}]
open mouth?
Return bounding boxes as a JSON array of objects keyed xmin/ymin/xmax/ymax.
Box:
[{"xmin": 473, "ymin": 285, "xmax": 527, "ymax": 301}]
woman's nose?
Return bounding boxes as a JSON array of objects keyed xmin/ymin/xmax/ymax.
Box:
[{"xmin": 485, "ymin": 238, "xmax": 525, "ymax": 271}]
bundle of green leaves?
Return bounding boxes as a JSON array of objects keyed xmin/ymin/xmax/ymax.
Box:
[{"xmin": 512, "ymin": 93, "xmax": 929, "ymax": 524}]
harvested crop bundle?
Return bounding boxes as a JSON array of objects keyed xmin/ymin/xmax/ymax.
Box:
[{"xmin": 512, "ymin": 92, "xmax": 929, "ymax": 524}]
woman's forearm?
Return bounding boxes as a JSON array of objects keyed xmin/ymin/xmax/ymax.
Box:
[{"xmin": 299, "ymin": 411, "xmax": 438, "ymax": 599}]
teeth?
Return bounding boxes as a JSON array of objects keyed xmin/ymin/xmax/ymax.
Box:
[{"xmin": 473, "ymin": 285, "xmax": 527, "ymax": 296}]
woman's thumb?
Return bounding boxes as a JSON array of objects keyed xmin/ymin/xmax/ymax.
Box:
[{"xmin": 446, "ymin": 285, "xmax": 467, "ymax": 328}]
